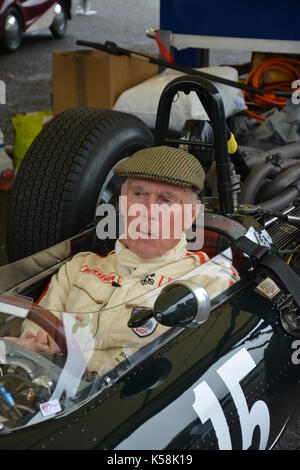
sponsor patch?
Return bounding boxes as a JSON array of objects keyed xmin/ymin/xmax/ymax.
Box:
[
  {"xmin": 255, "ymin": 277, "xmax": 281, "ymax": 300},
  {"xmin": 115, "ymin": 351, "xmax": 130, "ymax": 363},
  {"xmin": 141, "ymin": 273, "xmax": 155, "ymax": 285},
  {"xmin": 131, "ymin": 307, "xmax": 158, "ymax": 338},
  {"xmin": 80, "ymin": 265, "xmax": 121, "ymax": 284}
]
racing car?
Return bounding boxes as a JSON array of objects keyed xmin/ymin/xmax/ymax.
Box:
[
  {"xmin": 0, "ymin": 0, "xmax": 71, "ymax": 52},
  {"xmin": 0, "ymin": 76, "xmax": 299, "ymax": 450}
]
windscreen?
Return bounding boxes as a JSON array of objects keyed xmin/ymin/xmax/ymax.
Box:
[{"xmin": 0, "ymin": 246, "xmax": 242, "ymax": 432}]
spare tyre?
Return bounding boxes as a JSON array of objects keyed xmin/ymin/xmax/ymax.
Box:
[{"xmin": 7, "ymin": 108, "xmax": 153, "ymax": 261}]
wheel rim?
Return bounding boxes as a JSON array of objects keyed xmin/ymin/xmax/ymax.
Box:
[
  {"xmin": 4, "ymin": 13, "xmax": 21, "ymax": 49},
  {"xmin": 94, "ymin": 158, "xmax": 129, "ymax": 215},
  {"xmin": 92, "ymin": 159, "xmax": 128, "ymax": 251},
  {"xmin": 53, "ymin": 3, "xmax": 66, "ymax": 35}
]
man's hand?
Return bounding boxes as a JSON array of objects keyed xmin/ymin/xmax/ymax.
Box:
[{"xmin": 3, "ymin": 330, "xmax": 61, "ymax": 354}]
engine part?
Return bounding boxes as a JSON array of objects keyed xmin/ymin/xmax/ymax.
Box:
[
  {"xmin": 239, "ymin": 159, "xmax": 281, "ymax": 204},
  {"xmin": 277, "ymin": 293, "xmax": 300, "ymax": 336},
  {"xmin": 264, "ymin": 205, "xmax": 300, "ymax": 251},
  {"xmin": 257, "ymin": 162, "xmax": 300, "ymax": 202},
  {"xmin": 0, "ymin": 386, "xmax": 22, "ymax": 418},
  {"xmin": 260, "ymin": 186, "xmax": 300, "ymax": 211},
  {"xmin": 239, "ymin": 158, "xmax": 299, "ymax": 205},
  {"xmin": 244, "ymin": 141, "xmax": 300, "ymax": 170}
]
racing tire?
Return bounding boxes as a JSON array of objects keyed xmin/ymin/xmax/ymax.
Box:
[
  {"xmin": 1, "ymin": 7, "xmax": 23, "ymax": 53},
  {"xmin": 7, "ymin": 108, "xmax": 153, "ymax": 261},
  {"xmin": 50, "ymin": 1, "xmax": 67, "ymax": 39}
]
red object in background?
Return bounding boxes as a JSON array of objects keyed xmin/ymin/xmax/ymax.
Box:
[
  {"xmin": 0, "ymin": 168, "xmax": 14, "ymax": 190},
  {"xmin": 155, "ymin": 31, "xmax": 174, "ymax": 64},
  {"xmin": 1, "ymin": 168, "xmax": 14, "ymax": 181},
  {"xmin": 0, "ymin": 0, "xmax": 71, "ymax": 52}
]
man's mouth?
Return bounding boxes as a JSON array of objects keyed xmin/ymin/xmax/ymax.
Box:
[{"xmin": 139, "ymin": 231, "xmax": 159, "ymax": 239}]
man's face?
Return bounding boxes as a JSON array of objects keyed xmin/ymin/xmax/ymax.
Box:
[{"xmin": 120, "ymin": 178, "xmax": 200, "ymax": 259}]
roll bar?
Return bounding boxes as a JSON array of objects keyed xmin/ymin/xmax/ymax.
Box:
[{"xmin": 154, "ymin": 75, "xmax": 234, "ymax": 216}]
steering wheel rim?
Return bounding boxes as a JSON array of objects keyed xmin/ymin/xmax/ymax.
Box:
[{"xmin": 0, "ymin": 294, "xmax": 85, "ymax": 362}]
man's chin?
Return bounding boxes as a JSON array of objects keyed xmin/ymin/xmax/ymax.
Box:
[{"xmin": 126, "ymin": 238, "xmax": 163, "ymax": 259}]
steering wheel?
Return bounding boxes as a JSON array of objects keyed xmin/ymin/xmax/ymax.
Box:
[{"xmin": 0, "ymin": 294, "xmax": 85, "ymax": 362}]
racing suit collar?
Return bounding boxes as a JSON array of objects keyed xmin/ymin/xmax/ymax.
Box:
[{"xmin": 115, "ymin": 233, "xmax": 188, "ymax": 276}]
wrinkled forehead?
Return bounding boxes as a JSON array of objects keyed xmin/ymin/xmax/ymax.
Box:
[{"xmin": 125, "ymin": 177, "xmax": 193, "ymax": 199}]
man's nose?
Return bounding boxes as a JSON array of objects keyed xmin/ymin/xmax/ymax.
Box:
[{"xmin": 144, "ymin": 194, "xmax": 158, "ymax": 217}]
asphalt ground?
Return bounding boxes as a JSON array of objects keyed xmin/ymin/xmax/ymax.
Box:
[{"xmin": 0, "ymin": 0, "xmax": 298, "ymax": 449}]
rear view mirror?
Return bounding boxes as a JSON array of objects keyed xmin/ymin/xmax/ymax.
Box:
[
  {"xmin": 128, "ymin": 280, "xmax": 210, "ymax": 329},
  {"xmin": 154, "ymin": 280, "xmax": 210, "ymax": 328}
]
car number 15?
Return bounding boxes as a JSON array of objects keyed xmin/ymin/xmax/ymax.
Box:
[{"xmin": 193, "ymin": 348, "xmax": 270, "ymax": 450}]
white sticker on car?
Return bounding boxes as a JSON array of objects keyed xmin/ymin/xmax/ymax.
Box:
[{"xmin": 40, "ymin": 399, "xmax": 62, "ymax": 417}]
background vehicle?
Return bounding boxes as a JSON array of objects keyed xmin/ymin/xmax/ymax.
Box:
[
  {"xmin": 0, "ymin": 76, "xmax": 299, "ymax": 449},
  {"xmin": 0, "ymin": 0, "xmax": 71, "ymax": 52}
]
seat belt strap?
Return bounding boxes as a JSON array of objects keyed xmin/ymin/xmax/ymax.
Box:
[{"xmin": 234, "ymin": 236, "xmax": 300, "ymax": 309}]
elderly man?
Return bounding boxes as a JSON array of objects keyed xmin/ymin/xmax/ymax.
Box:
[{"xmin": 5, "ymin": 146, "xmax": 238, "ymax": 373}]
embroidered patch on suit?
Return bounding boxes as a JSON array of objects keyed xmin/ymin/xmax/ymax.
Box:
[
  {"xmin": 79, "ymin": 265, "xmax": 121, "ymax": 284},
  {"xmin": 141, "ymin": 273, "xmax": 155, "ymax": 286},
  {"xmin": 130, "ymin": 307, "xmax": 158, "ymax": 337}
]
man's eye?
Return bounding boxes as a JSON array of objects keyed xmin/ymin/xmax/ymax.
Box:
[{"xmin": 160, "ymin": 198, "xmax": 172, "ymax": 204}]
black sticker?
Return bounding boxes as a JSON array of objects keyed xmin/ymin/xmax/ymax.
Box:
[{"xmin": 141, "ymin": 273, "xmax": 156, "ymax": 286}]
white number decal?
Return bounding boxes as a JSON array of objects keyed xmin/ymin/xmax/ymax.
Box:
[
  {"xmin": 193, "ymin": 348, "xmax": 270, "ymax": 450},
  {"xmin": 193, "ymin": 381, "xmax": 232, "ymax": 449}
]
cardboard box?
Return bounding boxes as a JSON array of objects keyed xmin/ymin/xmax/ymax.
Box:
[{"xmin": 53, "ymin": 49, "xmax": 158, "ymax": 116}]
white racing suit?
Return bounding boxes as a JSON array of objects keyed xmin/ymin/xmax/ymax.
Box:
[{"xmin": 21, "ymin": 234, "xmax": 239, "ymax": 374}]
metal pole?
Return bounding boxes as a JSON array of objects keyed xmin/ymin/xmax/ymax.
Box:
[{"xmin": 76, "ymin": 39, "xmax": 292, "ymax": 98}]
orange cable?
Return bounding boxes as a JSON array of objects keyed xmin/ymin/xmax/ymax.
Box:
[{"xmin": 243, "ymin": 56, "xmax": 300, "ymax": 123}]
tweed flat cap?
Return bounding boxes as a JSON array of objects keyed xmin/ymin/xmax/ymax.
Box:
[{"xmin": 113, "ymin": 146, "xmax": 205, "ymax": 192}]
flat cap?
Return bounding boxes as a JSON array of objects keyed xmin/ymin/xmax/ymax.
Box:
[{"xmin": 113, "ymin": 146, "xmax": 205, "ymax": 192}]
